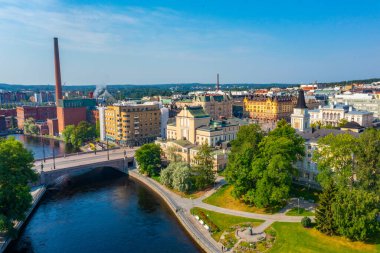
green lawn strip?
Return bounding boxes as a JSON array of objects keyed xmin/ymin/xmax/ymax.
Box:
[
  {"xmin": 269, "ymin": 222, "xmax": 378, "ymax": 253},
  {"xmin": 285, "ymin": 207, "xmax": 314, "ymax": 216},
  {"xmin": 202, "ymin": 184, "xmax": 279, "ymax": 214},
  {"xmin": 289, "ymin": 184, "xmax": 321, "ymax": 203},
  {"xmin": 190, "ymin": 207, "xmax": 264, "ymax": 241},
  {"xmin": 151, "ymin": 175, "xmax": 161, "ymax": 183}
]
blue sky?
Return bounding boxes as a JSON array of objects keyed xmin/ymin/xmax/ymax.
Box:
[{"xmin": 0, "ymin": 0, "xmax": 379, "ymax": 85}]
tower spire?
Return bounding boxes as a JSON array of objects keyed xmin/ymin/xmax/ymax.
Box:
[{"xmin": 295, "ymin": 89, "xmax": 308, "ymax": 109}]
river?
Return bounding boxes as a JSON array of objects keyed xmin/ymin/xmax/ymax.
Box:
[
  {"xmin": 6, "ymin": 135, "xmax": 201, "ymax": 253},
  {"xmin": 8, "ymin": 134, "xmax": 72, "ymax": 159}
]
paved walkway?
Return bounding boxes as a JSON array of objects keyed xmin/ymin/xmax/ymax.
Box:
[{"xmin": 129, "ymin": 169, "xmax": 315, "ymax": 252}]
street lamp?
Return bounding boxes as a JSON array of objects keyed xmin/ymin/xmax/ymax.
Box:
[
  {"xmin": 298, "ymin": 197, "xmax": 300, "ymax": 214},
  {"xmin": 107, "ymin": 137, "xmax": 110, "ymax": 160},
  {"xmin": 52, "ymin": 147, "xmax": 56, "ymax": 170},
  {"xmin": 40, "ymin": 133, "xmax": 46, "ymax": 162}
]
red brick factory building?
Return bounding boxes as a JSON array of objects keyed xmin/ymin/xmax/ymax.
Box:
[{"xmin": 53, "ymin": 37, "xmax": 96, "ymax": 134}]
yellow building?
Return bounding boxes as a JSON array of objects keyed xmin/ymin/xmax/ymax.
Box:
[
  {"xmin": 159, "ymin": 106, "xmax": 247, "ymax": 171},
  {"xmin": 104, "ymin": 102, "xmax": 161, "ymax": 146},
  {"xmin": 243, "ymin": 95, "xmax": 294, "ymax": 123},
  {"xmin": 167, "ymin": 106, "xmax": 244, "ymax": 146}
]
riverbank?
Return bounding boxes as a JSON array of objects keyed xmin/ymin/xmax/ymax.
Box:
[
  {"xmin": 128, "ymin": 169, "xmax": 221, "ymax": 253},
  {"xmin": 0, "ymin": 186, "xmax": 46, "ymax": 253}
]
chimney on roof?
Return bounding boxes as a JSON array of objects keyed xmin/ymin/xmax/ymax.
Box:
[
  {"xmin": 295, "ymin": 89, "xmax": 308, "ymax": 109},
  {"xmin": 54, "ymin": 37, "xmax": 63, "ymax": 106}
]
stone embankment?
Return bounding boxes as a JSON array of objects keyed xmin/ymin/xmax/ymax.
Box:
[{"xmin": 128, "ymin": 170, "xmax": 221, "ymax": 253}]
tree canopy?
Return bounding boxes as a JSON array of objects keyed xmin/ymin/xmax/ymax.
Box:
[
  {"xmin": 0, "ymin": 137, "xmax": 37, "ymax": 237},
  {"xmin": 192, "ymin": 143, "xmax": 215, "ymax": 190},
  {"xmin": 23, "ymin": 117, "xmax": 39, "ymax": 135},
  {"xmin": 62, "ymin": 121, "xmax": 96, "ymax": 150},
  {"xmin": 225, "ymin": 120, "xmax": 304, "ymax": 208},
  {"xmin": 135, "ymin": 143, "xmax": 162, "ymax": 176},
  {"xmin": 313, "ymin": 129, "xmax": 380, "ymax": 241}
]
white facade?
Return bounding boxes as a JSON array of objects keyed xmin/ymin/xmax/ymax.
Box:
[
  {"xmin": 309, "ymin": 103, "xmax": 373, "ymax": 127},
  {"xmin": 330, "ymin": 93, "xmax": 380, "ymax": 119},
  {"xmin": 291, "ymin": 107, "xmax": 310, "ymax": 132},
  {"xmin": 98, "ymin": 106, "xmax": 106, "ymax": 141},
  {"xmin": 160, "ymin": 107, "xmax": 169, "ymax": 138}
]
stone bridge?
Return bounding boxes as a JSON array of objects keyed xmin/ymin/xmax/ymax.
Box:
[{"xmin": 33, "ymin": 148, "xmax": 137, "ymax": 185}]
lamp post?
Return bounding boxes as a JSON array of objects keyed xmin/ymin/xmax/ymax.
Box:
[
  {"xmin": 52, "ymin": 147, "xmax": 56, "ymax": 170},
  {"xmin": 40, "ymin": 134, "xmax": 46, "ymax": 162},
  {"xmin": 298, "ymin": 197, "xmax": 300, "ymax": 214},
  {"xmin": 107, "ymin": 138, "xmax": 110, "ymax": 161}
]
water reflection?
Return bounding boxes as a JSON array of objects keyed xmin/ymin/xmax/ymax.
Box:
[
  {"xmin": 8, "ymin": 134, "xmax": 75, "ymax": 160},
  {"xmin": 8, "ymin": 168, "xmax": 201, "ymax": 253}
]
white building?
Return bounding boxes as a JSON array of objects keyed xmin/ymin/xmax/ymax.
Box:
[
  {"xmin": 309, "ymin": 103, "xmax": 373, "ymax": 127},
  {"xmin": 330, "ymin": 93, "xmax": 380, "ymax": 119},
  {"xmin": 98, "ymin": 106, "xmax": 106, "ymax": 141}
]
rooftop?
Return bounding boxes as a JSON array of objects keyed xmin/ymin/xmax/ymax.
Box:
[
  {"xmin": 186, "ymin": 106, "xmax": 210, "ymax": 118},
  {"xmin": 299, "ymin": 129, "xmax": 360, "ymax": 141}
]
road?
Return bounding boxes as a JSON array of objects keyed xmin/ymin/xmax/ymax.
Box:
[{"xmin": 33, "ymin": 148, "xmax": 137, "ymax": 172}]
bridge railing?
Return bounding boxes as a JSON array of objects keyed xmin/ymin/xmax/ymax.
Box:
[{"xmin": 34, "ymin": 147, "xmax": 121, "ymax": 162}]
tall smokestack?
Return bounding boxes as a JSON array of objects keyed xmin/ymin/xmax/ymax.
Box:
[
  {"xmin": 54, "ymin": 37, "xmax": 63, "ymax": 105},
  {"xmin": 216, "ymin": 73, "xmax": 220, "ymax": 91}
]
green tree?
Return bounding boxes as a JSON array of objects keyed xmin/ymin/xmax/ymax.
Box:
[
  {"xmin": 135, "ymin": 143, "xmax": 162, "ymax": 176},
  {"xmin": 337, "ymin": 118, "xmax": 348, "ymax": 128},
  {"xmin": 95, "ymin": 119, "xmax": 100, "ymax": 138},
  {"xmin": 160, "ymin": 162, "xmax": 177, "ymax": 187},
  {"xmin": 355, "ymin": 128, "xmax": 380, "ymax": 194},
  {"xmin": 23, "ymin": 117, "xmax": 39, "ymax": 135},
  {"xmin": 315, "ymin": 180, "xmax": 337, "ymax": 235},
  {"xmin": 62, "ymin": 125, "xmax": 75, "ymax": 143},
  {"xmin": 172, "ymin": 163, "xmax": 193, "ymax": 193},
  {"xmin": 62, "ymin": 121, "xmax": 96, "ymax": 150},
  {"xmin": 249, "ymin": 120, "xmax": 304, "ymax": 208},
  {"xmin": 313, "ymin": 133, "xmax": 358, "ymax": 189},
  {"xmin": 225, "ymin": 124, "xmax": 263, "ymax": 199},
  {"xmin": 332, "ymin": 189, "xmax": 380, "ymax": 241},
  {"xmin": 193, "ymin": 143, "xmax": 215, "ymax": 190},
  {"xmin": 0, "ymin": 137, "xmax": 37, "ymax": 237}
]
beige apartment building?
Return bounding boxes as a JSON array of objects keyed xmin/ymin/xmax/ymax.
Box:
[
  {"xmin": 175, "ymin": 92, "xmax": 233, "ymax": 120},
  {"xmin": 104, "ymin": 102, "xmax": 161, "ymax": 146}
]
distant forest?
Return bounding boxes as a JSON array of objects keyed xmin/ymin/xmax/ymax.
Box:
[
  {"xmin": 318, "ymin": 78, "xmax": 380, "ymax": 87},
  {"xmin": 0, "ymin": 78, "xmax": 379, "ymax": 99}
]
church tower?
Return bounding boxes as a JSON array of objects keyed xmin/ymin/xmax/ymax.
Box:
[{"xmin": 291, "ymin": 89, "xmax": 310, "ymax": 132}]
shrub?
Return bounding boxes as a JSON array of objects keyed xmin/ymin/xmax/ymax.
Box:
[{"xmin": 301, "ymin": 216, "xmax": 312, "ymax": 228}]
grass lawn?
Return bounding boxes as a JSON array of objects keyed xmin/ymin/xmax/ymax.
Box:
[
  {"xmin": 290, "ymin": 184, "xmax": 321, "ymax": 203},
  {"xmin": 151, "ymin": 175, "xmax": 161, "ymax": 183},
  {"xmin": 191, "ymin": 207, "xmax": 264, "ymax": 241},
  {"xmin": 285, "ymin": 207, "xmax": 315, "ymax": 216},
  {"xmin": 269, "ymin": 222, "xmax": 380, "ymax": 253},
  {"xmin": 203, "ymin": 184, "xmax": 279, "ymax": 214}
]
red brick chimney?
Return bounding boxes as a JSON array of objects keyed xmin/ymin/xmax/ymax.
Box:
[{"xmin": 54, "ymin": 37, "xmax": 63, "ymax": 105}]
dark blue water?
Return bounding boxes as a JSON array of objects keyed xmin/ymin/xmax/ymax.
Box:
[
  {"xmin": 8, "ymin": 134, "xmax": 70, "ymax": 160},
  {"xmin": 6, "ymin": 137, "xmax": 201, "ymax": 253}
]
